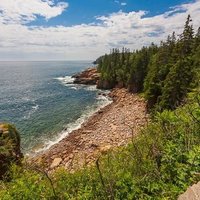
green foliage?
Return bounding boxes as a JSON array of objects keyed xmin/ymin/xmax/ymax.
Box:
[
  {"xmin": 1, "ymin": 93, "xmax": 200, "ymax": 199},
  {"xmin": 1, "ymin": 15, "xmax": 200, "ymax": 200},
  {"xmin": 0, "ymin": 123, "xmax": 22, "ymax": 179},
  {"xmin": 159, "ymin": 58, "xmax": 194, "ymax": 110},
  {"xmin": 97, "ymin": 15, "xmax": 200, "ymax": 111}
]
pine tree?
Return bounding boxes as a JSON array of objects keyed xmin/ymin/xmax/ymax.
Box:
[
  {"xmin": 97, "ymin": 15, "xmax": 199, "ymax": 110},
  {"xmin": 178, "ymin": 14, "xmax": 194, "ymax": 57},
  {"xmin": 159, "ymin": 58, "xmax": 194, "ymax": 110}
]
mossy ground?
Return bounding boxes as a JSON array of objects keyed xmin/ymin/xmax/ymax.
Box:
[{"xmin": 0, "ymin": 123, "xmax": 22, "ymax": 179}]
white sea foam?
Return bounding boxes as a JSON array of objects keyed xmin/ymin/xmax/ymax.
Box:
[
  {"xmin": 70, "ymin": 86, "xmax": 78, "ymax": 90},
  {"xmin": 24, "ymin": 104, "xmax": 39, "ymax": 120},
  {"xmin": 55, "ymin": 75, "xmax": 99, "ymax": 91},
  {"xmin": 33, "ymin": 93, "xmax": 112, "ymax": 155},
  {"xmin": 22, "ymin": 97, "xmax": 31, "ymax": 102},
  {"xmin": 69, "ymin": 84, "xmax": 98, "ymax": 91},
  {"xmin": 84, "ymin": 85, "xmax": 97, "ymax": 91},
  {"xmin": 28, "ymin": 75, "xmax": 112, "ymax": 156},
  {"xmin": 55, "ymin": 76, "xmax": 75, "ymax": 84},
  {"xmin": 96, "ymin": 95, "xmax": 109, "ymax": 101}
]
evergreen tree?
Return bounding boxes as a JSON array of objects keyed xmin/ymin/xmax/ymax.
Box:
[
  {"xmin": 178, "ymin": 14, "xmax": 194, "ymax": 57},
  {"xmin": 96, "ymin": 15, "xmax": 199, "ymax": 111},
  {"xmin": 159, "ymin": 58, "xmax": 194, "ymax": 110}
]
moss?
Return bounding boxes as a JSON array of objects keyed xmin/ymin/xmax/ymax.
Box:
[{"xmin": 0, "ymin": 123, "xmax": 22, "ymax": 179}]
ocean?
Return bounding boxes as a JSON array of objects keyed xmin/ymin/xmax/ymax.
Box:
[{"xmin": 0, "ymin": 61, "xmax": 111, "ymax": 155}]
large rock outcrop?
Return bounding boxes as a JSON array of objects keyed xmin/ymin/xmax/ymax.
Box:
[
  {"xmin": 72, "ymin": 67, "xmax": 100, "ymax": 85},
  {"xmin": 72, "ymin": 67, "xmax": 117, "ymax": 90},
  {"xmin": 178, "ymin": 182, "xmax": 200, "ymax": 200},
  {"xmin": 0, "ymin": 123, "xmax": 23, "ymax": 179}
]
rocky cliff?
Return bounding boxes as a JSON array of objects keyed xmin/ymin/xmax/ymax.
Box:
[
  {"xmin": 0, "ymin": 123, "xmax": 23, "ymax": 179},
  {"xmin": 72, "ymin": 67, "xmax": 100, "ymax": 85},
  {"xmin": 72, "ymin": 67, "xmax": 118, "ymax": 90}
]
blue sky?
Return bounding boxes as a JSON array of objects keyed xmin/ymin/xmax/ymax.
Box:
[
  {"xmin": 28, "ymin": 0, "xmax": 193, "ymax": 27},
  {"xmin": 0, "ymin": 0, "xmax": 199, "ymax": 60}
]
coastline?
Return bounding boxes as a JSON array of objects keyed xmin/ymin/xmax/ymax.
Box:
[
  {"xmin": 28, "ymin": 88, "xmax": 112, "ymax": 156},
  {"xmin": 30, "ymin": 87, "xmax": 148, "ymax": 171}
]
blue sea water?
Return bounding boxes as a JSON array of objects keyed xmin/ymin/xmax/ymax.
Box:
[{"xmin": 0, "ymin": 61, "xmax": 111, "ymax": 155}]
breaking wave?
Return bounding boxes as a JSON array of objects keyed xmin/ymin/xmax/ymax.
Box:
[
  {"xmin": 54, "ymin": 76, "xmax": 75, "ymax": 84},
  {"xmin": 55, "ymin": 75, "xmax": 98, "ymax": 91},
  {"xmin": 27, "ymin": 76, "xmax": 112, "ymax": 156},
  {"xmin": 23, "ymin": 104, "xmax": 39, "ymax": 120},
  {"xmin": 32, "ymin": 93, "xmax": 112, "ymax": 155}
]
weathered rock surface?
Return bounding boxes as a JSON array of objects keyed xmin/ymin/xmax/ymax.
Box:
[
  {"xmin": 50, "ymin": 157, "xmax": 62, "ymax": 169},
  {"xmin": 72, "ymin": 67, "xmax": 100, "ymax": 85},
  {"xmin": 0, "ymin": 123, "xmax": 23, "ymax": 178},
  {"xmin": 30, "ymin": 88, "xmax": 148, "ymax": 172},
  {"xmin": 178, "ymin": 182, "xmax": 200, "ymax": 200}
]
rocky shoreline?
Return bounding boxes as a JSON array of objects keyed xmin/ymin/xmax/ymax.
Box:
[
  {"xmin": 30, "ymin": 84, "xmax": 148, "ymax": 172},
  {"xmin": 72, "ymin": 67, "xmax": 100, "ymax": 85}
]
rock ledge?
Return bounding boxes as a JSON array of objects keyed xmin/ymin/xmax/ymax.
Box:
[{"xmin": 72, "ymin": 67, "xmax": 100, "ymax": 85}]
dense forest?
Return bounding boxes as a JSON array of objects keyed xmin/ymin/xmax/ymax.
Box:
[
  {"xmin": 96, "ymin": 15, "xmax": 200, "ymax": 112},
  {"xmin": 0, "ymin": 15, "xmax": 200, "ymax": 199}
]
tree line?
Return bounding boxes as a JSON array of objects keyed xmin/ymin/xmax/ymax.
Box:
[{"xmin": 96, "ymin": 15, "xmax": 200, "ymax": 111}]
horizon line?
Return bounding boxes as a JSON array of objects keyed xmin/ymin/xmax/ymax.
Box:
[{"xmin": 0, "ymin": 60, "xmax": 94, "ymax": 62}]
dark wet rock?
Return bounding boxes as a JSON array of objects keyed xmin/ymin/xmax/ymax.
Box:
[
  {"xmin": 98, "ymin": 92, "xmax": 108, "ymax": 97},
  {"xmin": 96, "ymin": 79, "xmax": 116, "ymax": 90}
]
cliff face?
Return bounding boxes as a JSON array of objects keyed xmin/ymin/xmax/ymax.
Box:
[
  {"xmin": 72, "ymin": 67, "xmax": 118, "ymax": 90},
  {"xmin": 72, "ymin": 68, "xmax": 100, "ymax": 85},
  {"xmin": 0, "ymin": 123, "xmax": 23, "ymax": 179}
]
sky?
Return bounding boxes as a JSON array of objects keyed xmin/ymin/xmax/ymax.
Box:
[{"xmin": 0, "ymin": 0, "xmax": 200, "ymax": 61}]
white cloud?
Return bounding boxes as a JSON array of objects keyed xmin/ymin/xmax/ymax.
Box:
[
  {"xmin": 114, "ymin": 1, "xmax": 127, "ymax": 6},
  {"xmin": 0, "ymin": 0, "xmax": 200, "ymax": 60},
  {"xmin": 121, "ymin": 2, "xmax": 127, "ymax": 6},
  {"xmin": 0, "ymin": 0, "xmax": 68, "ymax": 24}
]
